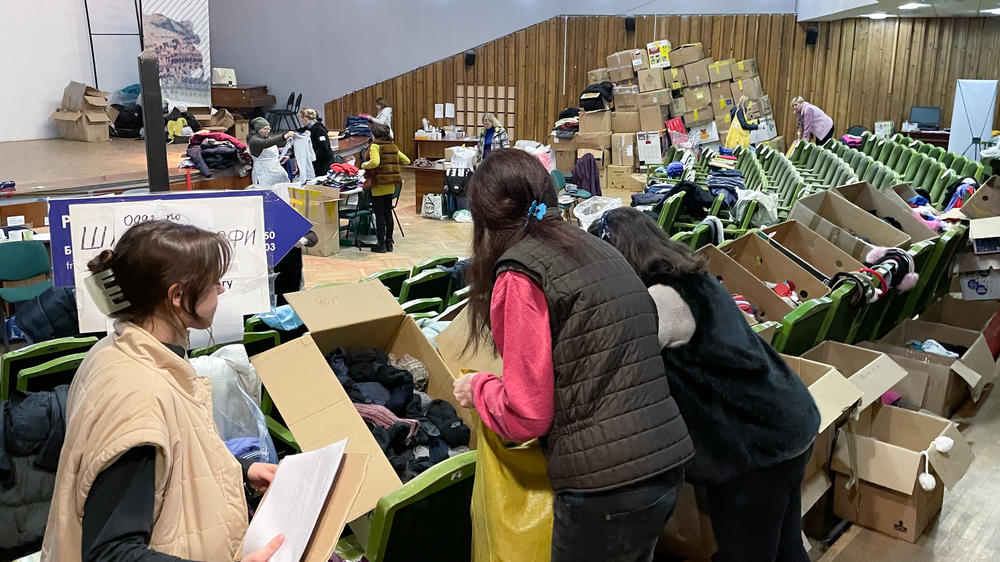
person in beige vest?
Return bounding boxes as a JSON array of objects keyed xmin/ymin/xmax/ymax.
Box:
[{"xmin": 42, "ymin": 220, "xmax": 285, "ymax": 561}]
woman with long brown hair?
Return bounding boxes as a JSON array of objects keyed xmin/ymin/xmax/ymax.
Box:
[
  {"xmin": 452, "ymin": 149, "xmax": 693, "ymax": 560},
  {"xmin": 43, "ymin": 220, "xmax": 284, "ymax": 561},
  {"xmin": 589, "ymin": 207, "xmax": 820, "ymax": 562}
]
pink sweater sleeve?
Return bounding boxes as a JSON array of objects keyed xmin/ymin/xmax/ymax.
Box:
[{"xmin": 471, "ymin": 271, "xmax": 555, "ymax": 442}]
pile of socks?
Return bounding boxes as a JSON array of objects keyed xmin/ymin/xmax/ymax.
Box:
[{"xmin": 326, "ymin": 348, "xmax": 471, "ymax": 481}]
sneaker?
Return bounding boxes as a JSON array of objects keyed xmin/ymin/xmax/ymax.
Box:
[
  {"xmin": 372, "ymin": 244, "xmax": 388, "ymax": 254},
  {"xmin": 386, "ymin": 240, "xmax": 394, "ymax": 252}
]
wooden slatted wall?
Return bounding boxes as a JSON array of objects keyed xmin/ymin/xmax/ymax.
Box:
[{"xmin": 326, "ymin": 15, "xmax": 1000, "ymax": 158}]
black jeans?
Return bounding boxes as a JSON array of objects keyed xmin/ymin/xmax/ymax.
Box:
[
  {"xmin": 706, "ymin": 446, "xmax": 812, "ymax": 562},
  {"xmin": 818, "ymin": 125, "xmax": 835, "ymax": 144},
  {"xmin": 551, "ymin": 467, "xmax": 684, "ymax": 562},
  {"xmin": 372, "ymin": 193, "xmax": 394, "ymax": 245},
  {"xmin": 272, "ymin": 246, "xmax": 302, "ymax": 306}
]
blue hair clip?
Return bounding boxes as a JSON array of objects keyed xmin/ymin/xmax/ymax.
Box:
[{"xmin": 525, "ymin": 200, "xmax": 547, "ymax": 226}]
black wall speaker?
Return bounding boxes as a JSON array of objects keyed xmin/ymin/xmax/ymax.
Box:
[
  {"xmin": 805, "ymin": 24, "xmax": 819, "ymax": 45},
  {"xmin": 465, "ymin": 50, "xmax": 476, "ymax": 66},
  {"xmin": 624, "ymin": 16, "xmax": 636, "ymax": 32}
]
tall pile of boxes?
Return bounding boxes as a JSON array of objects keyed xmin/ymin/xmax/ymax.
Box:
[{"xmin": 562, "ymin": 39, "xmax": 777, "ymax": 184}]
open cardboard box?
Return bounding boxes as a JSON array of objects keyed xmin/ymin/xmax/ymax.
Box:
[
  {"xmin": 831, "ymin": 403, "xmax": 974, "ymax": 543},
  {"xmin": 953, "ymin": 253, "xmax": 1000, "ymax": 300},
  {"xmin": 860, "ymin": 319, "xmax": 998, "ymax": 417},
  {"xmin": 940, "ymin": 175, "xmax": 1000, "ymax": 221},
  {"xmin": 921, "ymin": 295, "xmax": 1000, "ymax": 358},
  {"xmin": 251, "ymin": 282, "xmax": 476, "ymax": 551},
  {"xmin": 788, "ymin": 191, "xmax": 911, "ymax": 261},
  {"xmin": 720, "ymin": 232, "xmax": 832, "ymax": 304},
  {"xmin": 887, "ymin": 183, "xmax": 921, "ymax": 211},
  {"xmin": 761, "ymin": 221, "xmax": 864, "ymax": 280},
  {"xmin": 698, "ymin": 244, "xmax": 797, "ymax": 323},
  {"xmin": 833, "ymin": 182, "xmax": 938, "ymax": 244}
]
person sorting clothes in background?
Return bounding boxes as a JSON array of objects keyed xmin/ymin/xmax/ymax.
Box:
[
  {"xmin": 792, "ymin": 96, "xmax": 835, "ymax": 144},
  {"xmin": 367, "ymin": 97, "xmax": 394, "ymax": 139},
  {"xmin": 42, "ymin": 220, "xmax": 285, "ymax": 562},
  {"xmin": 724, "ymin": 96, "xmax": 759, "ymax": 149},
  {"xmin": 361, "ymin": 122, "xmax": 410, "ymax": 254},
  {"xmin": 452, "ymin": 149, "xmax": 693, "ymax": 561},
  {"xmin": 475, "ymin": 113, "xmax": 511, "ymax": 167},
  {"xmin": 298, "ymin": 108, "xmax": 335, "ymax": 177},
  {"xmin": 589, "ymin": 207, "xmax": 820, "ymax": 562}
]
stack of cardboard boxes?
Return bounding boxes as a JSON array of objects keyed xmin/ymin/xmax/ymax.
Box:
[{"xmin": 50, "ymin": 81, "xmax": 112, "ymax": 143}]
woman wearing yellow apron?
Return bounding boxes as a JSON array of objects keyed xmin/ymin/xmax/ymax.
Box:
[{"xmin": 724, "ymin": 96, "xmax": 759, "ymax": 149}]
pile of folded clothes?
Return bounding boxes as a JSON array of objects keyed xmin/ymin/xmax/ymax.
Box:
[
  {"xmin": 707, "ymin": 169, "xmax": 745, "ymax": 209},
  {"xmin": 342, "ymin": 115, "xmax": 372, "ymax": 138},
  {"xmin": 179, "ymin": 131, "xmax": 252, "ymax": 177},
  {"xmin": 317, "ymin": 162, "xmax": 366, "ymax": 189},
  {"xmin": 552, "ymin": 117, "xmax": 579, "ymax": 139},
  {"xmin": 709, "ymin": 153, "xmax": 738, "ymax": 170},
  {"xmin": 326, "ymin": 348, "xmax": 471, "ymax": 482}
]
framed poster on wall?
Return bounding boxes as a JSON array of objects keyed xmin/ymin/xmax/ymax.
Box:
[{"xmin": 141, "ymin": 0, "xmax": 211, "ymax": 108}]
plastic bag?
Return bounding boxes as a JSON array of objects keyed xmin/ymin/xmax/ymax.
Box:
[
  {"xmin": 453, "ymin": 209, "xmax": 473, "ymax": 223},
  {"xmin": 471, "ymin": 418, "xmax": 553, "ymax": 562},
  {"xmin": 450, "ymin": 146, "xmax": 477, "ymax": 170},
  {"xmin": 573, "ymin": 196, "xmax": 622, "ymax": 231},
  {"xmin": 422, "ymin": 193, "xmax": 446, "ymax": 220},
  {"xmin": 191, "ymin": 345, "xmax": 278, "ymax": 464}
]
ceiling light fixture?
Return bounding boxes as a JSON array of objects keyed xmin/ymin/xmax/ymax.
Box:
[
  {"xmin": 982, "ymin": 8, "xmax": 1000, "ymax": 15},
  {"xmin": 898, "ymin": 3, "xmax": 929, "ymax": 9},
  {"xmin": 864, "ymin": 12, "xmax": 891, "ymax": 19}
]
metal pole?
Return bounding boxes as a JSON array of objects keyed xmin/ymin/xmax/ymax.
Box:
[{"xmin": 139, "ymin": 48, "xmax": 169, "ymax": 191}]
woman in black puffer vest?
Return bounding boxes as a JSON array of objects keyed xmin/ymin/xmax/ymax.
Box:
[{"xmin": 590, "ymin": 207, "xmax": 820, "ymax": 562}]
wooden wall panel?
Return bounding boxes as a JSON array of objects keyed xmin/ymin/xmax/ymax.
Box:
[{"xmin": 325, "ymin": 15, "xmax": 1000, "ymax": 159}]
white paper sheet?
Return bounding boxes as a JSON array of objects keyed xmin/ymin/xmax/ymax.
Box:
[
  {"xmin": 242, "ymin": 438, "xmax": 349, "ymax": 562},
  {"xmin": 434, "ymin": 103, "xmax": 444, "ymax": 118},
  {"xmin": 445, "ymin": 103, "xmax": 455, "ymax": 118}
]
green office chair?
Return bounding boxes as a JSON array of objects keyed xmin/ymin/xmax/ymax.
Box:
[
  {"xmin": 411, "ymin": 255, "xmax": 459, "ymax": 277},
  {"xmin": 960, "ymin": 160, "xmax": 985, "ymax": 183},
  {"xmin": 398, "ymin": 270, "xmax": 453, "ymax": 309},
  {"xmin": 929, "ymin": 223, "xmax": 969, "ymax": 302},
  {"xmin": 938, "ymin": 150, "xmax": 955, "ymax": 169},
  {"xmin": 16, "ymin": 351, "xmax": 88, "ymax": 393},
  {"xmin": 657, "ymin": 192, "xmax": 686, "ymax": 233},
  {"xmin": 189, "ymin": 330, "xmax": 281, "ymax": 359},
  {"xmin": 367, "ymin": 268, "xmax": 412, "ymax": 298},
  {"xmin": 771, "ymin": 297, "xmax": 834, "ymax": 356},
  {"xmin": 927, "ymin": 146, "xmax": 945, "ymax": 162},
  {"xmin": 401, "ymin": 297, "xmax": 445, "ymax": 315},
  {"xmin": 851, "ymin": 264, "xmax": 901, "ymax": 343},
  {"xmin": 671, "ymin": 230, "xmax": 694, "ymax": 246},
  {"xmin": 752, "ymin": 321, "xmax": 782, "ymax": 345},
  {"xmin": 929, "ymin": 168, "xmax": 957, "ymax": 208},
  {"xmin": 336, "ymin": 451, "xmax": 477, "ymax": 562},
  {"xmin": 892, "ymin": 147, "xmax": 912, "ymax": 177},
  {"xmin": 1, "ymin": 336, "xmax": 99, "ymax": 401},
  {"xmin": 0, "ymin": 241, "xmax": 54, "ymax": 352}
]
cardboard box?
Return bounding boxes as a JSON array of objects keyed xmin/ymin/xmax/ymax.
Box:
[
  {"xmin": 746, "ymin": 94, "xmax": 773, "ymax": 120},
  {"xmin": 665, "ymin": 67, "xmax": 688, "ymax": 90},
  {"xmin": 580, "ymin": 91, "xmax": 612, "ymax": 111},
  {"xmin": 863, "ymin": 319, "xmax": 997, "ymax": 416},
  {"xmin": 765, "ymin": 135, "xmax": 786, "ymax": 154},
  {"xmin": 606, "ymin": 50, "xmax": 637, "ymax": 83},
  {"xmin": 611, "ymin": 111, "xmax": 641, "ymax": 133},
  {"xmin": 887, "ymin": 183, "xmax": 921, "ymax": 211},
  {"xmin": 60, "ymin": 81, "xmax": 110, "ymax": 111},
  {"xmin": 669, "ymin": 97, "xmax": 687, "ymax": 118},
  {"xmin": 550, "ymin": 131, "xmax": 613, "ymax": 151},
  {"xmin": 708, "ymin": 59, "xmax": 735, "ymax": 83},
  {"xmin": 251, "ymin": 282, "xmax": 476, "ymax": 529},
  {"xmin": 698, "ymin": 244, "xmax": 800, "ymax": 322},
  {"xmin": 731, "ymin": 58, "xmax": 760, "ymax": 80},
  {"xmin": 639, "ymin": 105, "xmax": 670, "ymax": 132},
  {"xmin": 636, "ymin": 131, "xmax": 663, "ymax": 164},
  {"xmin": 831, "ymin": 404, "xmax": 974, "ymax": 542},
  {"xmin": 555, "ymin": 149, "xmax": 576, "ymax": 172},
  {"xmin": 607, "ymin": 165, "xmax": 635, "ymax": 190},
  {"xmin": 731, "ymin": 76, "xmax": 766, "ymax": 101},
  {"xmin": 669, "ymin": 43, "xmax": 705, "ymax": 68},
  {"xmin": 638, "ymin": 68, "xmax": 666, "ymax": 93},
  {"xmin": 232, "ymin": 119, "xmax": 249, "ymax": 143},
  {"xmin": 721, "ymin": 232, "xmax": 832, "ymax": 303},
  {"xmin": 714, "ymin": 111, "xmax": 733, "ymax": 133},
  {"xmin": 630, "ymin": 173, "xmax": 647, "ymax": 192},
  {"xmin": 303, "ymin": 221, "xmax": 341, "ymax": 257},
  {"xmin": 788, "ymin": 191, "xmax": 912, "ymax": 261},
  {"xmin": 611, "ymin": 133, "xmax": 636, "ymax": 167},
  {"xmin": 762, "ymin": 221, "xmax": 865, "ymax": 279},
  {"xmin": 683, "ymin": 58, "xmax": 712, "ymax": 87},
  {"xmin": 710, "ymin": 82, "xmax": 735, "ymax": 105},
  {"xmin": 921, "ymin": 295, "xmax": 1000, "ymax": 351},
  {"xmin": 749, "ymin": 117, "xmax": 778, "ymax": 144},
  {"xmin": 689, "ymin": 121, "xmax": 719, "ymax": 146},
  {"xmin": 636, "ymin": 89, "xmax": 673, "ymax": 109},
  {"xmin": 577, "ymin": 148, "xmax": 609, "ymax": 169},
  {"xmin": 51, "ymin": 110, "xmax": 111, "ymax": 142},
  {"xmin": 630, "ymin": 48, "xmax": 650, "ymax": 71},
  {"xmin": 614, "ymin": 91, "xmax": 639, "ymax": 112},
  {"xmin": 209, "ymin": 108, "xmax": 236, "ymax": 131},
  {"xmin": 290, "ymin": 185, "xmax": 342, "ymax": 225},
  {"xmin": 682, "ymin": 85, "xmax": 712, "ymax": 111},
  {"xmin": 970, "ymin": 217, "xmax": 1000, "ymax": 255},
  {"xmin": 833, "ymin": 182, "xmax": 939, "ymax": 243},
  {"xmin": 658, "ymin": 483, "xmax": 716, "ymax": 560},
  {"xmin": 579, "ymin": 110, "xmax": 612, "ymax": 133},
  {"xmin": 940, "ymin": 176, "xmax": 1000, "ymax": 221},
  {"xmin": 682, "ymin": 106, "xmax": 714, "ymax": 128},
  {"xmin": 588, "ymin": 67, "xmax": 611, "ymax": 84},
  {"xmin": 801, "ymin": 342, "xmax": 909, "ymax": 415},
  {"xmin": 645, "ymin": 40, "xmax": 673, "ymax": 69}
]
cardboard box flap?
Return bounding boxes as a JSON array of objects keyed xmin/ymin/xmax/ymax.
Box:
[
  {"xmin": 833, "ymin": 182, "xmax": 938, "ymax": 243},
  {"xmin": 251, "ymin": 336, "xmax": 403, "ymax": 519},
  {"xmin": 303, "ymin": 452, "xmax": 368, "ymax": 561},
  {"xmin": 285, "ymin": 282, "xmax": 404, "ymax": 342},
  {"xmin": 943, "ymin": 176, "xmax": 1000, "ymax": 220},
  {"xmin": 436, "ymin": 308, "xmax": 503, "ymax": 377},
  {"xmin": 833, "ymin": 430, "xmax": 921, "ymax": 495},
  {"xmin": 61, "ymin": 81, "xmax": 88, "ymax": 109},
  {"xmin": 882, "ymin": 319, "xmax": 995, "ymax": 399},
  {"xmin": 85, "ymin": 110, "xmax": 111, "ymax": 124},
  {"xmin": 83, "ymin": 95, "xmax": 109, "ymax": 107},
  {"xmin": 782, "ymin": 355, "xmax": 862, "ymax": 433},
  {"xmin": 801, "ymin": 342, "xmax": 908, "ymax": 410},
  {"xmin": 957, "ymin": 253, "xmax": 1000, "ymax": 273},
  {"xmin": 800, "ymin": 470, "xmax": 832, "ymax": 517},
  {"xmin": 698, "ymin": 244, "xmax": 793, "ymax": 322},
  {"xmin": 51, "ymin": 110, "xmax": 82, "ymax": 121},
  {"xmin": 928, "ymin": 422, "xmax": 974, "ymax": 490}
]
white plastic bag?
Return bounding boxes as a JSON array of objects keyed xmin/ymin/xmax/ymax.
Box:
[
  {"xmin": 422, "ymin": 193, "xmax": 446, "ymax": 220},
  {"xmin": 573, "ymin": 196, "xmax": 622, "ymax": 231},
  {"xmin": 450, "ymin": 146, "xmax": 477, "ymax": 170}
]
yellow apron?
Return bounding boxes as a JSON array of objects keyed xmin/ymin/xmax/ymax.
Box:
[
  {"xmin": 725, "ymin": 116, "xmax": 753, "ymax": 149},
  {"xmin": 471, "ymin": 418, "xmax": 554, "ymax": 562}
]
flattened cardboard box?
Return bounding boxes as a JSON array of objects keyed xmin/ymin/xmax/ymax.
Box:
[
  {"xmin": 788, "ymin": 190, "xmax": 911, "ymax": 261},
  {"xmin": 252, "ymin": 282, "xmax": 476, "ymax": 526},
  {"xmin": 832, "ymin": 182, "xmax": 938, "ymax": 243},
  {"xmin": 698, "ymin": 244, "xmax": 796, "ymax": 323},
  {"xmin": 762, "ymin": 220, "xmax": 864, "ymax": 279},
  {"xmin": 579, "ymin": 110, "xmax": 612, "ymax": 133},
  {"xmin": 830, "ymin": 404, "xmax": 973, "ymax": 543}
]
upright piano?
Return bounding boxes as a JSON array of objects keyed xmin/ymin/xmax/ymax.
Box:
[{"xmin": 211, "ymin": 85, "xmax": 278, "ymax": 113}]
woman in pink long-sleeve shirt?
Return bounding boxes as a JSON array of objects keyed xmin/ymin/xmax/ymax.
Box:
[{"xmin": 792, "ymin": 96, "xmax": 835, "ymax": 144}]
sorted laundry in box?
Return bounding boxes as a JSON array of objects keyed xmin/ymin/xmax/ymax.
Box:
[{"xmin": 906, "ymin": 339, "xmax": 962, "ymax": 359}]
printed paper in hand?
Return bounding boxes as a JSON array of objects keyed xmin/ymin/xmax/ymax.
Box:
[{"xmin": 242, "ymin": 439, "xmax": 349, "ymax": 562}]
